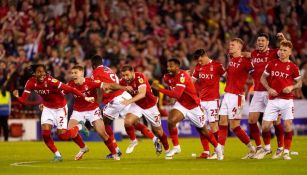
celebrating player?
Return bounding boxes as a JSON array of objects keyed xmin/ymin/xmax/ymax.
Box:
[
  {"xmin": 218, "ymin": 38, "xmax": 256, "ymax": 159},
  {"xmin": 66, "ymin": 65, "xmax": 119, "ymax": 160},
  {"xmin": 257, "ymin": 40, "xmax": 301, "ymax": 160},
  {"xmin": 114, "ymin": 65, "xmax": 168, "ymax": 154},
  {"xmin": 152, "ymin": 58, "xmax": 223, "ymax": 160},
  {"xmin": 90, "ymin": 55, "xmax": 132, "ymax": 159},
  {"xmin": 192, "ymin": 49, "xmax": 225, "ymax": 159},
  {"xmin": 247, "ymin": 33, "xmax": 287, "ymax": 159},
  {"xmin": 13, "ymin": 64, "xmax": 93, "ymax": 161}
]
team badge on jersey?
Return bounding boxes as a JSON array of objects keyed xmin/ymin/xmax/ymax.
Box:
[
  {"xmin": 286, "ymin": 65, "xmax": 290, "ymax": 70},
  {"xmin": 51, "ymin": 79, "xmax": 58, "ymax": 83},
  {"xmin": 94, "ymin": 80, "xmax": 100, "ymax": 83},
  {"xmin": 180, "ymin": 76, "xmax": 185, "ymax": 83},
  {"xmin": 138, "ymin": 78, "xmax": 144, "ymax": 84}
]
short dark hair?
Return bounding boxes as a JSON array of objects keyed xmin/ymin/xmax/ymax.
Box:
[
  {"xmin": 31, "ymin": 64, "xmax": 46, "ymax": 73},
  {"xmin": 91, "ymin": 55, "xmax": 104, "ymax": 69},
  {"xmin": 120, "ymin": 65, "xmax": 134, "ymax": 72},
  {"xmin": 193, "ymin": 49, "xmax": 206, "ymax": 60},
  {"xmin": 167, "ymin": 58, "xmax": 180, "ymax": 66},
  {"xmin": 72, "ymin": 65, "xmax": 84, "ymax": 71},
  {"xmin": 257, "ymin": 33, "xmax": 269, "ymax": 40}
]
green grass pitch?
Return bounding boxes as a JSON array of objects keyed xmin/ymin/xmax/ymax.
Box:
[{"xmin": 1, "ymin": 136, "xmax": 307, "ymax": 175}]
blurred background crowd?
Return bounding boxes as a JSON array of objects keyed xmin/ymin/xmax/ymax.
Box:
[{"xmin": 1, "ymin": 0, "xmax": 307, "ymax": 124}]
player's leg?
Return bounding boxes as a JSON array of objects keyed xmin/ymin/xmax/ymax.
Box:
[
  {"xmin": 272, "ymin": 115, "xmax": 284, "ymax": 158},
  {"xmin": 218, "ymin": 94, "xmax": 230, "ymax": 151},
  {"xmin": 198, "ymin": 102, "xmax": 210, "ymax": 158},
  {"xmin": 143, "ymin": 105, "xmax": 168, "ymax": 154},
  {"xmin": 248, "ymin": 92, "xmax": 267, "ymax": 149},
  {"xmin": 280, "ymin": 99, "xmax": 294, "ymax": 160},
  {"xmin": 255, "ymin": 99, "xmax": 278, "ymax": 159},
  {"xmin": 248, "ymin": 112, "xmax": 262, "ymax": 148},
  {"xmin": 187, "ymin": 106, "xmax": 223, "ymax": 160},
  {"xmin": 124, "ymin": 113, "xmax": 140, "ymax": 154},
  {"xmin": 40, "ymin": 107, "xmax": 62, "ymax": 161},
  {"xmin": 165, "ymin": 103, "xmax": 185, "ymax": 159},
  {"xmin": 229, "ymin": 119, "xmax": 256, "ymax": 159}
]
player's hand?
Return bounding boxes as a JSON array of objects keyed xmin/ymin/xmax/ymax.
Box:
[
  {"xmin": 85, "ymin": 97, "xmax": 95, "ymax": 103},
  {"xmin": 268, "ymin": 88, "xmax": 278, "ymax": 96},
  {"xmin": 39, "ymin": 104, "xmax": 44, "ymax": 111},
  {"xmin": 13, "ymin": 90, "xmax": 19, "ymax": 97},
  {"xmin": 277, "ymin": 33, "xmax": 286, "ymax": 41},
  {"xmin": 125, "ymin": 86, "xmax": 133, "ymax": 92},
  {"xmin": 151, "ymin": 80, "xmax": 160, "ymax": 90},
  {"xmin": 282, "ymin": 86, "xmax": 293, "ymax": 94},
  {"xmin": 120, "ymin": 98, "xmax": 130, "ymax": 106}
]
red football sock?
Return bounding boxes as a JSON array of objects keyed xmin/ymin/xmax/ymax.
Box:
[
  {"xmin": 233, "ymin": 126, "xmax": 250, "ymax": 145},
  {"xmin": 200, "ymin": 134, "xmax": 210, "ymax": 151},
  {"xmin": 274, "ymin": 123, "xmax": 284, "ymax": 148},
  {"xmin": 57, "ymin": 129, "xmax": 72, "ymax": 140},
  {"xmin": 42, "ymin": 130, "xmax": 58, "ymax": 153},
  {"xmin": 125, "ymin": 126, "xmax": 136, "ymax": 141},
  {"xmin": 134, "ymin": 123, "xmax": 154, "ymax": 139},
  {"xmin": 168, "ymin": 127, "xmax": 179, "ymax": 146},
  {"xmin": 262, "ymin": 131, "xmax": 271, "ymax": 145},
  {"xmin": 69, "ymin": 126, "xmax": 79, "ymax": 138},
  {"xmin": 213, "ymin": 131, "xmax": 219, "ymax": 141},
  {"xmin": 284, "ymin": 131, "xmax": 292, "ymax": 150},
  {"xmin": 158, "ymin": 132, "xmax": 169, "ymax": 150},
  {"xmin": 249, "ymin": 123, "xmax": 261, "ymax": 146},
  {"xmin": 105, "ymin": 125, "xmax": 118, "ymax": 148},
  {"xmin": 72, "ymin": 134, "xmax": 85, "ymax": 148},
  {"xmin": 205, "ymin": 131, "xmax": 218, "ymax": 147},
  {"xmin": 104, "ymin": 137, "xmax": 117, "ymax": 154},
  {"xmin": 218, "ymin": 125, "xmax": 228, "ymax": 146}
]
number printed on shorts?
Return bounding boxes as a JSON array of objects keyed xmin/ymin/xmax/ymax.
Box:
[
  {"xmin": 199, "ymin": 115, "xmax": 205, "ymax": 123},
  {"xmin": 94, "ymin": 109, "xmax": 102, "ymax": 117},
  {"xmin": 155, "ymin": 115, "xmax": 161, "ymax": 123},
  {"xmin": 210, "ymin": 109, "xmax": 218, "ymax": 117},
  {"xmin": 59, "ymin": 116, "xmax": 64, "ymax": 126}
]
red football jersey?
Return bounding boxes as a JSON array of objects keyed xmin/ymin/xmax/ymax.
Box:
[
  {"xmin": 119, "ymin": 72, "xmax": 158, "ymax": 109},
  {"xmin": 251, "ymin": 48, "xmax": 278, "ymax": 91},
  {"xmin": 163, "ymin": 70, "xmax": 200, "ymax": 109},
  {"xmin": 192, "ymin": 61, "xmax": 225, "ymax": 101},
  {"xmin": 92, "ymin": 65, "xmax": 124, "ymax": 104},
  {"xmin": 22, "ymin": 75, "xmax": 67, "ymax": 108},
  {"xmin": 225, "ymin": 56, "xmax": 254, "ymax": 95},
  {"xmin": 264, "ymin": 59, "xmax": 300, "ymax": 99},
  {"xmin": 67, "ymin": 78, "xmax": 102, "ymax": 111}
]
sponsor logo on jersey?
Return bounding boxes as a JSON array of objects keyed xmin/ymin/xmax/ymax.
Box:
[{"xmin": 138, "ymin": 78, "xmax": 144, "ymax": 84}]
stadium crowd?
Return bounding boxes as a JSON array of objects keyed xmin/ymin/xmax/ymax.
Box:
[{"xmin": 1, "ymin": 0, "xmax": 307, "ymax": 116}]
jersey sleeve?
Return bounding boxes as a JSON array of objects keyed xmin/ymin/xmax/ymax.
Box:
[
  {"xmin": 246, "ymin": 59, "xmax": 254, "ymax": 74},
  {"xmin": 90, "ymin": 79, "xmax": 103, "ymax": 89},
  {"xmin": 291, "ymin": 64, "xmax": 301, "ymax": 80},
  {"xmin": 192, "ymin": 65, "xmax": 199, "ymax": 80},
  {"xmin": 176, "ymin": 72, "xmax": 188, "ymax": 88},
  {"xmin": 136, "ymin": 74, "xmax": 146, "ymax": 89},
  {"xmin": 47, "ymin": 78, "xmax": 62, "ymax": 89},
  {"xmin": 17, "ymin": 79, "xmax": 33, "ymax": 104},
  {"xmin": 264, "ymin": 62, "xmax": 272, "ymax": 75},
  {"xmin": 218, "ymin": 63, "xmax": 226, "ymax": 76}
]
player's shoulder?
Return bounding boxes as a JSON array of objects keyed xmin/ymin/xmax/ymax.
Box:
[
  {"xmin": 26, "ymin": 77, "xmax": 36, "ymax": 85},
  {"xmin": 251, "ymin": 50, "xmax": 258, "ymax": 57},
  {"xmin": 67, "ymin": 80, "xmax": 75, "ymax": 86},
  {"xmin": 135, "ymin": 72, "xmax": 145, "ymax": 78},
  {"xmin": 212, "ymin": 60, "xmax": 223, "ymax": 66},
  {"xmin": 46, "ymin": 75, "xmax": 59, "ymax": 83},
  {"xmin": 194, "ymin": 63, "xmax": 201, "ymax": 70}
]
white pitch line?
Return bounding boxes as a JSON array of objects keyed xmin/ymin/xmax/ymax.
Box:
[{"xmin": 10, "ymin": 160, "xmax": 211, "ymax": 171}]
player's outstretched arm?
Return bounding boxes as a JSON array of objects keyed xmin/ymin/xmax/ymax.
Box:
[
  {"xmin": 13, "ymin": 89, "xmax": 30, "ymax": 105},
  {"xmin": 121, "ymin": 85, "xmax": 146, "ymax": 106},
  {"xmin": 155, "ymin": 85, "xmax": 185, "ymax": 99}
]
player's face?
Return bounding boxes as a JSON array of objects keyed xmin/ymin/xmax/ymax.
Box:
[
  {"xmin": 278, "ymin": 46, "xmax": 291, "ymax": 60},
  {"xmin": 167, "ymin": 61, "xmax": 179, "ymax": 76},
  {"xmin": 228, "ymin": 41, "xmax": 242, "ymax": 55},
  {"xmin": 122, "ymin": 70, "xmax": 133, "ymax": 81},
  {"xmin": 70, "ymin": 69, "xmax": 83, "ymax": 80},
  {"xmin": 256, "ymin": 37, "xmax": 269, "ymax": 51},
  {"xmin": 198, "ymin": 55, "xmax": 209, "ymax": 65},
  {"xmin": 35, "ymin": 66, "xmax": 46, "ymax": 82}
]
